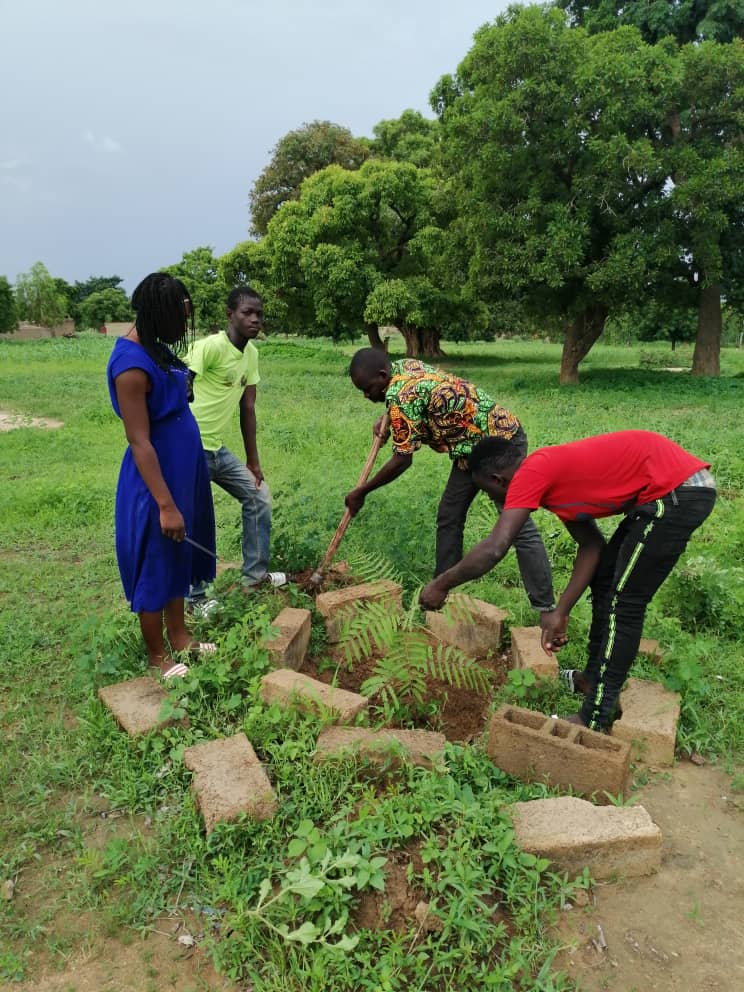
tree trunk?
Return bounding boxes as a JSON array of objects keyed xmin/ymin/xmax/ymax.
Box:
[
  {"xmin": 692, "ymin": 283, "xmax": 721, "ymax": 376},
  {"xmin": 365, "ymin": 323, "xmax": 387, "ymax": 352},
  {"xmin": 401, "ymin": 325, "xmax": 443, "ymax": 359},
  {"xmin": 559, "ymin": 305, "xmax": 608, "ymax": 385}
]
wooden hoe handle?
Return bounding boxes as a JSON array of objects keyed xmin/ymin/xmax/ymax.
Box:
[{"xmin": 320, "ymin": 413, "xmax": 390, "ymax": 569}]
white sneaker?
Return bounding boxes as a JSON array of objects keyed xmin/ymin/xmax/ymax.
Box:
[
  {"xmin": 189, "ymin": 597, "xmax": 220, "ymax": 619},
  {"xmin": 266, "ymin": 572, "xmax": 289, "ymax": 588}
]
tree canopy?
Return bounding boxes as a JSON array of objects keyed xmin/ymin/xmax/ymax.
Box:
[
  {"xmin": 432, "ymin": 5, "xmax": 744, "ymax": 381},
  {"xmin": 78, "ymin": 288, "xmax": 132, "ymax": 329},
  {"xmin": 249, "ymin": 121, "xmax": 370, "ymax": 237},
  {"xmin": 0, "ymin": 276, "xmax": 18, "ymax": 334},
  {"xmin": 559, "ymin": 0, "xmax": 744, "ymax": 44},
  {"xmin": 230, "ymin": 158, "xmax": 471, "ymax": 357},
  {"xmin": 165, "ymin": 246, "xmax": 228, "ymax": 331},
  {"xmin": 370, "ymin": 109, "xmax": 440, "ymax": 168},
  {"xmin": 15, "ymin": 262, "xmax": 68, "ymax": 330}
]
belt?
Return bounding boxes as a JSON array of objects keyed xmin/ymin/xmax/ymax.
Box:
[{"xmin": 679, "ymin": 468, "xmax": 716, "ymax": 489}]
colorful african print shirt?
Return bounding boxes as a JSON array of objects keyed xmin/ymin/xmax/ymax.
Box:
[{"xmin": 385, "ymin": 360, "xmax": 520, "ymax": 469}]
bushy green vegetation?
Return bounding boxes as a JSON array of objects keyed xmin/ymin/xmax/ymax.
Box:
[{"xmin": 1, "ymin": 334, "xmax": 743, "ymax": 988}]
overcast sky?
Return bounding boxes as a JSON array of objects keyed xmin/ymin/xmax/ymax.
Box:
[{"xmin": 0, "ymin": 0, "xmax": 510, "ymax": 292}]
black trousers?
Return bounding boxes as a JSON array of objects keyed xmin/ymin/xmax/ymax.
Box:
[
  {"xmin": 434, "ymin": 431, "xmax": 555, "ymax": 612},
  {"xmin": 579, "ymin": 485, "xmax": 716, "ymax": 730}
]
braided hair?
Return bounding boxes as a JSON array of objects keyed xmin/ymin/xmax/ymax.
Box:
[{"xmin": 131, "ymin": 272, "xmax": 195, "ymax": 371}]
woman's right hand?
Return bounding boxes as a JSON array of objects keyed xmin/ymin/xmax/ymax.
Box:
[{"xmin": 160, "ymin": 503, "xmax": 185, "ymax": 541}]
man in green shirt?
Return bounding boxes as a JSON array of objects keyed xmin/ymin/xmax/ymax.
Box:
[{"xmin": 186, "ymin": 286, "xmax": 287, "ymax": 602}]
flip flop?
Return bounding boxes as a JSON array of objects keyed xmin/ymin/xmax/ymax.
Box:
[
  {"xmin": 162, "ymin": 662, "xmax": 189, "ymax": 680},
  {"xmin": 559, "ymin": 669, "xmax": 578, "ymax": 694},
  {"xmin": 195, "ymin": 642, "xmax": 217, "ymax": 655}
]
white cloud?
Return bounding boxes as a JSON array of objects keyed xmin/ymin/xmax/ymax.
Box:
[{"xmin": 84, "ymin": 131, "xmax": 122, "ymax": 153}]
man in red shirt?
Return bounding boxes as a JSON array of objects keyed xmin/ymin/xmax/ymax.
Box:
[{"xmin": 420, "ymin": 431, "xmax": 716, "ymax": 731}]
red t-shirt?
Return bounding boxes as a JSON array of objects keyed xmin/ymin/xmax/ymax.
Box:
[{"xmin": 504, "ymin": 431, "xmax": 709, "ymax": 522}]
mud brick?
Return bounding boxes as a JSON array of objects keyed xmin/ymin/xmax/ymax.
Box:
[
  {"xmin": 486, "ymin": 705, "xmax": 631, "ymax": 802},
  {"xmin": 637, "ymin": 637, "xmax": 664, "ymax": 664},
  {"xmin": 315, "ymin": 580, "xmax": 402, "ymax": 643},
  {"xmin": 263, "ymin": 607, "xmax": 311, "ymax": 671},
  {"xmin": 98, "ymin": 676, "xmax": 187, "ymax": 737},
  {"xmin": 260, "ymin": 669, "xmax": 368, "ymax": 723},
  {"xmin": 426, "ymin": 594, "xmax": 507, "ymax": 657},
  {"xmin": 510, "ymin": 626, "xmax": 558, "ymax": 678},
  {"xmin": 512, "ymin": 796, "xmax": 661, "ymax": 879},
  {"xmin": 612, "ymin": 678, "xmax": 681, "ymax": 767},
  {"xmin": 183, "ymin": 733, "xmax": 277, "ymax": 834},
  {"xmin": 314, "ymin": 726, "xmax": 447, "ymax": 770}
]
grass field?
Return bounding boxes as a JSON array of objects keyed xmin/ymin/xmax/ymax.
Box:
[{"xmin": 1, "ymin": 332, "xmax": 743, "ymax": 989}]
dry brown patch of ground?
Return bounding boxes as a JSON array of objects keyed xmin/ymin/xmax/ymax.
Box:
[
  {"xmin": 0, "ymin": 409, "xmax": 63, "ymax": 431},
  {"xmin": 555, "ymin": 760, "xmax": 744, "ymax": 992}
]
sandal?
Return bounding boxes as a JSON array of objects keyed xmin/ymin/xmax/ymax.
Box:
[
  {"xmin": 559, "ymin": 669, "xmax": 578, "ymax": 693},
  {"xmin": 162, "ymin": 662, "xmax": 189, "ymax": 680}
]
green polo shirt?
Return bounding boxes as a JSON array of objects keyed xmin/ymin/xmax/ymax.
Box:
[{"xmin": 186, "ymin": 331, "xmax": 260, "ymax": 451}]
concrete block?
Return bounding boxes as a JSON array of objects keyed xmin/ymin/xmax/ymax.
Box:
[
  {"xmin": 637, "ymin": 638, "xmax": 663, "ymax": 664},
  {"xmin": 511, "ymin": 796, "xmax": 661, "ymax": 879},
  {"xmin": 183, "ymin": 733, "xmax": 277, "ymax": 834},
  {"xmin": 487, "ymin": 705, "xmax": 631, "ymax": 802},
  {"xmin": 314, "ymin": 727, "xmax": 447, "ymax": 770},
  {"xmin": 98, "ymin": 676, "xmax": 186, "ymax": 737},
  {"xmin": 315, "ymin": 580, "xmax": 403, "ymax": 643},
  {"xmin": 612, "ymin": 678, "xmax": 681, "ymax": 766},
  {"xmin": 260, "ymin": 669, "xmax": 368, "ymax": 723},
  {"xmin": 510, "ymin": 626, "xmax": 558, "ymax": 678},
  {"xmin": 263, "ymin": 607, "xmax": 311, "ymax": 671},
  {"xmin": 426, "ymin": 594, "xmax": 507, "ymax": 657}
]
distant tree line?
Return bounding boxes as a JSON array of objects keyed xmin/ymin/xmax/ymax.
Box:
[{"xmin": 4, "ymin": 2, "xmax": 742, "ymax": 382}]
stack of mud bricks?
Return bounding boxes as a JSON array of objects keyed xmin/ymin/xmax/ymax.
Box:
[
  {"xmin": 425, "ymin": 594, "xmax": 507, "ymax": 656},
  {"xmin": 316, "ymin": 580, "xmax": 403, "ymax": 643},
  {"xmin": 487, "ymin": 705, "xmax": 631, "ymax": 802}
]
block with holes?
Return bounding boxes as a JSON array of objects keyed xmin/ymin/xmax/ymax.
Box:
[{"xmin": 487, "ymin": 705, "xmax": 631, "ymax": 802}]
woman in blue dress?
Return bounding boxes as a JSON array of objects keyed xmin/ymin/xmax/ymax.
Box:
[{"xmin": 107, "ymin": 272, "xmax": 216, "ymax": 678}]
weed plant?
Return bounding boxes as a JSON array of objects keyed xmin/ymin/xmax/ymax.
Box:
[{"xmin": 1, "ymin": 333, "xmax": 743, "ymax": 987}]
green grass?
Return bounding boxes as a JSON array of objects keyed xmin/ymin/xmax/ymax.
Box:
[{"xmin": 1, "ymin": 332, "xmax": 743, "ymax": 988}]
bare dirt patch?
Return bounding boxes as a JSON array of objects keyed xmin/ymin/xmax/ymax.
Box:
[
  {"xmin": 555, "ymin": 760, "xmax": 744, "ymax": 992},
  {"xmin": 0, "ymin": 409, "xmax": 63, "ymax": 431},
  {"xmin": 301, "ymin": 640, "xmax": 508, "ymax": 743}
]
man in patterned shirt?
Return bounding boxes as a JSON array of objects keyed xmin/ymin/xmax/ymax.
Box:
[{"xmin": 345, "ymin": 348, "xmax": 554, "ymax": 612}]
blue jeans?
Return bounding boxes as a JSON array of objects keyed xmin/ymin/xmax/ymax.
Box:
[
  {"xmin": 435, "ymin": 431, "xmax": 555, "ymax": 612},
  {"xmin": 205, "ymin": 446, "xmax": 272, "ymax": 587}
]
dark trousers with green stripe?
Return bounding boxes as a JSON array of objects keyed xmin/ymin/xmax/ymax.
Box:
[{"xmin": 579, "ymin": 486, "xmax": 716, "ymax": 731}]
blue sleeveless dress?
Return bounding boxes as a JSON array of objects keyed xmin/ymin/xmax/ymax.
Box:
[{"xmin": 107, "ymin": 338, "xmax": 216, "ymax": 612}]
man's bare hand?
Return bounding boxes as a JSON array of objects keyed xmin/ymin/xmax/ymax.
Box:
[
  {"xmin": 419, "ymin": 579, "xmax": 448, "ymax": 611},
  {"xmin": 540, "ymin": 609, "xmax": 569, "ymax": 655},
  {"xmin": 345, "ymin": 488, "xmax": 366, "ymax": 517},
  {"xmin": 247, "ymin": 462, "xmax": 264, "ymax": 487},
  {"xmin": 373, "ymin": 416, "xmax": 391, "ymax": 443}
]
